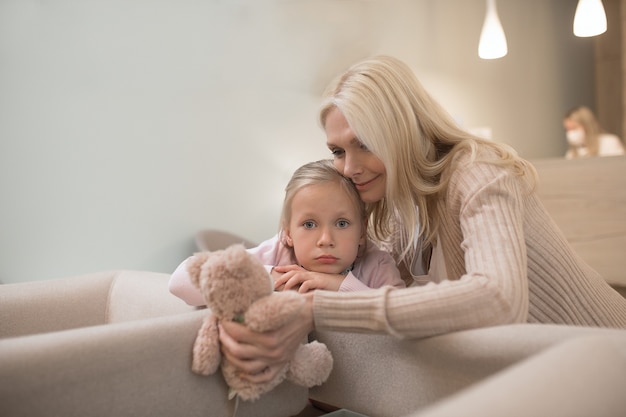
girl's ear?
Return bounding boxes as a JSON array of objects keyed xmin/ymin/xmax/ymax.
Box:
[{"xmin": 283, "ymin": 230, "xmax": 294, "ymax": 247}]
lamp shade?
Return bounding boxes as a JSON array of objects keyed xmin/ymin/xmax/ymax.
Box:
[
  {"xmin": 573, "ymin": 0, "xmax": 607, "ymax": 37},
  {"xmin": 478, "ymin": 0, "xmax": 508, "ymax": 59}
]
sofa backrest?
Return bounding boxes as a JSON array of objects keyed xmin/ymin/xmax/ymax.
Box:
[{"xmin": 530, "ymin": 156, "xmax": 626, "ymax": 288}]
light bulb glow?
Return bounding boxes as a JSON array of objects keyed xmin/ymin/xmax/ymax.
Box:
[
  {"xmin": 573, "ymin": 0, "xmax": 607, "ymax": 37},
  {"xmin": 478, "ymin": 0, "xmax": 508, "ymax": 59}
]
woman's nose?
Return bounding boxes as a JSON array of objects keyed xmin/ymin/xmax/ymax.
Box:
[{"xmin": 343, "ymin": 153, "xmax": 362, "ymax": 179}]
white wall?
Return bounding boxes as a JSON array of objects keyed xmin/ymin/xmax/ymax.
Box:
[{"xmin": 0, "ymin": 0, "xmax": 593, "ymax": 283}]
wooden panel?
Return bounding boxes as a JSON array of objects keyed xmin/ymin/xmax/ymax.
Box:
[{"xmin": 531, "ymin": 156, "xmax": 626, "ymax": 286}]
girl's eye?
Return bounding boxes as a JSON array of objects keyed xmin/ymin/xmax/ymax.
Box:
[
  {"xmin": 303, "ymin": 221, "xmax": 316, "ymax": 229},
  {"xmin": 336, "ymin": 220, "xmax": 349, "ymax": 228}
]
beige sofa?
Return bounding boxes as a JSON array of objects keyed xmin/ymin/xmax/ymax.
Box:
[
  {"xmin": 0, "ymin": 271, "xmax": 308, "ymax": 417},
  {"xmin": 1, "ymin": 156, "xmax": 625, "ymax": 417}
]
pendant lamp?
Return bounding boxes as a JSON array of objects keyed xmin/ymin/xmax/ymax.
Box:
[
  {"xmin": 478, "ymin": 0, "xmax": 508, "ymax": 59},
  {"xmin": 573, "ymin": 0, "xmax": 607, "ymax": 37}
]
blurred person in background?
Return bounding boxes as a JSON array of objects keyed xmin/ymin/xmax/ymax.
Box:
[{"xmin": 563, "ymin": 106, "xmax": 624, "ymax": 159}]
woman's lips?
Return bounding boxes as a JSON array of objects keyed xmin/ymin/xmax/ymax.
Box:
[{"xmin": 354, "ymin": 176, "xmax": 377, "ymax": 191}]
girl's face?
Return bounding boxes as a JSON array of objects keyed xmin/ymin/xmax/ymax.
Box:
[
  {"xmin": 324, "ymin": 107, "xmax": 387, "ymax": 204},
  {"xmin": 284, "ymin": 181, "xmax": 365, "ymax": 275}
]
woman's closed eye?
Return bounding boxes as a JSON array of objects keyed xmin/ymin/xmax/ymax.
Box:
[{"xmin": 328, "ymin": 147, "xmax": 344, "ymax": 157}]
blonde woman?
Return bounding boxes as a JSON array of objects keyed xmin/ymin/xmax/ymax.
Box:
[
  {"xmin": 218, "ymin": 56, "xmax": 626, "ymax": 382},
  {"xmin": 563, "ymin": 105, "xmax": 625, "ymax": 159}
]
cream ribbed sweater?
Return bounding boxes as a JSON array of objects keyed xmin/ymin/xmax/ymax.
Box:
[{"xmin": 312, "ymin": 153, "xmax": 626, "ymax": 339}]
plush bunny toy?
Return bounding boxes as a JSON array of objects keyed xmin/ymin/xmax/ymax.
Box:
[{"xmin": 187, "ymin": 244, "xmax": 333, "ymax": 401}]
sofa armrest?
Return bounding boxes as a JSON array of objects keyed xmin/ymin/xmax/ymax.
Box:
[
  {"xmin": 0, "ymin": 310, "xmax": 309, "ymax": 417},
  {"xmin": 410, "ymin": 334, "xmax": 626, "ymax": 417},
  {"xmin": 310, "ymin": 324, "xmax": 626, "ymax": 417},
  {"xmin": 0, "ymin": 271, "xmax": 116, "ymax": 338},
  {"xmin": 106, "ymin": 270, "xmax": 197, "ymax": 323},
  {"xmin": 0, "ymin": 270, "xmax": 198, "ymax": 339}
]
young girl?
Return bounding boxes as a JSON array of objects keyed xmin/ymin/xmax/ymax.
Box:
[
  {"xmin": 218, "ymin": 55, "xmax": 626, "ymax": 382},
  {"xmin": 169, "ymin": 159, "xmax": 404, "ymax": 306}
]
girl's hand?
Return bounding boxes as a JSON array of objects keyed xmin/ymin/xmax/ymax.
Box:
[
  {"xmin": 218, "ymin": 292, "xmax": 315, "ymax": 383},
  {"xmin": 273, "ymin": 264, "xmax": 345, "ymax": 292}
]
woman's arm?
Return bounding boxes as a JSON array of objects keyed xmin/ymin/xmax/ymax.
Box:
[{"xmin": 312, "ymin": 160, "xmax": 529, "ymax": 338}]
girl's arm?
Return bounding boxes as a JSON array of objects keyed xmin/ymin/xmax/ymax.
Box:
[
  {"xmin": 273, "ymin": 242, "xmax": 405, "ymax": 292},
  {"xmin": 169, "ymin": 235, "xmax": 283, "ymax": 305},
  {"xmin": 340, "ymin": 243, "xmax": 405, "ymax": 291},
  {"xmin": 168, "ymin": 257, "xmax": 206, "ymax": 306}
]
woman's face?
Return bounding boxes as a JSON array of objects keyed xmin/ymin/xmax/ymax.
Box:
[
  {"xmin": 324, "ymin": 107, "xmax": 387, "ymax": 204},
  {"xmin": 563, "ymin": 117, "xmax": 586, "ymax": 147},
  {"xmin": 563, "ymin": 117, "xmax": 583, "ymax": 132}
]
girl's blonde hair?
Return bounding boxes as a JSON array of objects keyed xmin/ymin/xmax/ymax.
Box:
[
  {"xmin": 279, "ymin": 159, "xmax": 367, "ymax": 244},
  {"xmin": 319, "ymin": 55, "xmax": 537, "ymax": 263},
  {"xmin": 564, "ymin": 105, "xmax": 604, "ymax": 157}
]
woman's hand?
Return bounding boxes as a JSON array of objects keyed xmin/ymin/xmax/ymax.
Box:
[
  {"xmin": 218, "ymin": 292, "xmax": 315, "ymax": 383},
  {"xmin": 273, "ymin": 264, "xmax": 345, "ymax": 292}
]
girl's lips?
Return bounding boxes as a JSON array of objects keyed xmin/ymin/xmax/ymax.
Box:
[{"xmin": 316, "ymin": 255, "xmax": 338, "ymax": 264}]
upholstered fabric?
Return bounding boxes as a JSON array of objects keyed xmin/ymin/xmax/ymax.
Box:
[
  {"xmin": 310, "ymin": 325, "xmax": 626, "ymax": 417},
  {"xmin": 410, "ymin": 334, "xmax": 626, "ymax": 417},
  {"xmin": 0, "ymin": 271, "xmax": 309, "ymax": 417}
]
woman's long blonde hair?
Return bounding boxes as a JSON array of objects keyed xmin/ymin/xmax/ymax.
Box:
[{"xmin": 319, "ymin": 55, "xmax": 536, "ymax": 263}]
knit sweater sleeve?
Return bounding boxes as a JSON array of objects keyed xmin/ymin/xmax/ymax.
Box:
[{"xmin": 313, "ymin": 158, "xmax": 530, "ymax": 339}]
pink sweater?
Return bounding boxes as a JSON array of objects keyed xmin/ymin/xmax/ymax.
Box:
[{"xmin": 169, "ymin": 235, "xmax": 404, "ymax": 307}]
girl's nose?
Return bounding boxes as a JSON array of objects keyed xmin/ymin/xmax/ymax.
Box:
[{"xmin": 317, "ymin": 228, "xmax": 335, "ymax": 247}]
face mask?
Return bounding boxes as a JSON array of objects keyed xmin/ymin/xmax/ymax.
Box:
[{"xmin": 566, "ymin": 128, "xmax": 585, "ymax": 147}]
